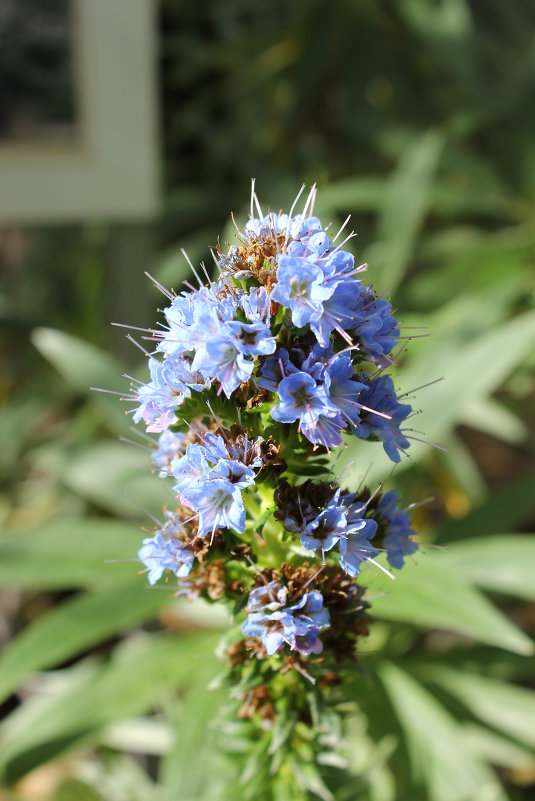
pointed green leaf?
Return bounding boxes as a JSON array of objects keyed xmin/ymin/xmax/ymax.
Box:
[
  {"xmin": 442, "ymin": 535, "xmax": 535, "ymax": 600},
  {"xmin": 0, "ymin": 632, "xmax": 218, "ymax": 782},
  {"xmin": 379, "ymin": 663, "xmax": 507, "ymax": 801},
  {"xmin": 421, "ymin": 667, "xmax": 535, "ymax": 749},
  {"xmin": 373, "ymin": 130, "xmax": 444, "ymax": 295},
  {"xmin": 0, "ymin": 518, "xmax": 140, "ymax": 589},
  {"xmin": 365, "ymin": 556, "xmax": 533, "ymax": 655},
  {"xmin": 0, "ymin": 582, "xmax": 168, "ymax": 704},
  {"xmin": 438, "ymin": 471, "xmax": 535, "ymax": 542},
  {"xmin": 31, "ymin": 327, "xmax": 128, "ymax": 432}
]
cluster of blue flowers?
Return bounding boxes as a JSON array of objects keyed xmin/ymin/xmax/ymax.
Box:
[
  {"xmin": 278, "ymin": 486, "xmax": 379, "ymax": 577},
  {"xmin": 126, "ymin": 185, "xmax": 423, "ymax": 666},
  {"xmin": 133, "ymin": 283, "xmax": 274, "ymax": 433},
  {"xmin": 131, "ymin": 200, "xmax": 408, "ymax": 456},
  {"xmin": 377, "ymin": 490, "xmax": 419, "ymax": 569},
  {"xmin": 170, "ymin": 431, "xmax": 264, "ymax": 540},
  {"xmin": 259, "ymin": 344, "xmax": 411, "ymax": 459},
  {"xmin": 138, "ymin": 510, "xmax": 195, "ymax": 585},
  {"xmin": 242, "ymin": 580, "xmax": 330, "ymax": 656}
]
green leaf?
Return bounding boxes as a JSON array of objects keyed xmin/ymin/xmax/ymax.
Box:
[
  {"xmin": 404, "ymin": 310, "xmax": 535, "ymax": 444},
  {"xmin": 462, "ymin": 724, "xmax": 535, "ymax": 772},
  {"xmin": 0, "ymin": 632, "xmax": 219, "ymax": 782},
  {"xmin": 31, "ymin": 327, "xmax": 128, "ymax": 432},
  {"xmin": 56, "ymin": 442, "xmax": 171, "ymax": 519},
  {"xmin": 421, "ymin": 667, "xmax": 535, "ymax": 750},
  {"xmin": 442, "ymin": 535, "xmax": 535, "ymax": 600},
  {"xmin": 32, "ymin": 328, "xmax": 121, "ymax": 395},
  {"xmin": 372, "ymin": 130, "xmax": 444, "ymax": 295},
  {"xmin": 365, "ymin": 556, "xmax": 533, "ymax": 655},
  {"xmin": 436, "ymin": 432, "xmax": 487, "ymax": 505},
  {"xmin": 0, "ymin": 582, "xmax": 168, "ymax": 704},
  {"xmin": 459, "ymin": 399, "xmax": 527, "ymax": 444},
  {"xmin": 159, "ymin": 666, "xmax": 228, "ymax": 801},
  {"xmin": 379, "ymin": 663, "xmax": 508, "ymax": 801},
  {"xmin": 0, "ymin": 518, "xmax": 140, "ymax": 589}
]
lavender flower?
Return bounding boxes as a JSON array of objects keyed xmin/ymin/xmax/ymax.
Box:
[
  {"xmin": 349, "ymin": 288, "xmax": 400, "ymax": 367},
  {"xmin": 171, "ymin": 433, "xmax": 262, "ymax": 539},
  {"xmin": 191, "ymin": 334, "xmax": 253, "ymax": 398},
  {"xmin": 271, "ymin": 372, "xmax": 326, "ymax": 425},
  {"xmin": 300, "ymin": 490, "xmax": 348, "ymax": 554},
  {"xmin": 133, "ymin": 357, "xmax": 190, "ymax": 433},
  {"xmin": 242, "ymin": 584, "xmax": 330, "ymax": 656}
]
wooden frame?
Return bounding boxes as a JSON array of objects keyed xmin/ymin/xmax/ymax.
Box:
[{"xmin": 0, "ymin": 0, "xmax": 159, "ymax": 223}]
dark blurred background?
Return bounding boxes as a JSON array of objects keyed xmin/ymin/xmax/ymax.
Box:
[{"xmin": 1, "ymin": 2, "xmax": 534, "ymax": 800}]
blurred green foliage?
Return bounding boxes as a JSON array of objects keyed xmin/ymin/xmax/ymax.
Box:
[{"xmin": 1, "ymin": 1, "xmax": 535, "ymax": 799}]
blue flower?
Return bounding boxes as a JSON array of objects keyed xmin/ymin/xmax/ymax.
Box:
[
  {"xmin": 300, "ymin": 411, "xmax": 346, "ymax": 449},
  {"xmin": 226, "ymin": 320, "xmax": 276, "ymax": 357},
  {"xmin": 181, "ymin": 478, "xmax": 246, "ymax": 538},
  {"xmin": 349, "ymin": 288, "xmax": 400, "ymax": 368},
  {"xmin": 209, "ymin": 459, "xmax": 256, "ymax": 490},
  {"xmin": 161, "ymin": 283, "xmax": 239, "ymax": 358},
  {"xmin": 245, "ymin": 212, "xmax": 322, "ymax": 243},
  {"xmin": 170, "ymin": 430, "xmax": 265, "ymax": 540},
  {"xmin": 241, "ymin": 610, "xmax": 291, "ymax": 655},
  {"xmin": 338, "ymin": 519, "xmax": 379, "ymax": 577},
  {"xmin": 294, "ymin": 489, "xmax": 379, "ymax": 575},
  {"xmin": 246, "ymin": 580, "xmax": 288, "ymax": 612},
  {"xmin": 271, "ymin": 371, "xmax": 338, "ymax": 430},
  {"xmin": 318, "ymin": 248, "xmax": 356, "ymax": 281},
  {"xmin": 270, "ymin": 255, "xmax": 333, "ymax": 328},
  {"xmin": 300, "ymin": 490, "xmax": 347, "ymax": 555},
  {"xmin": 241, "ymin": 286, "xmax": 271, "ymax": 324},
  {"xmin": 192, "ymin": 335, "xmax": 254, "ymax": 398},
  {"xmin": 377, "ymin": 490, "xmax": 418, "ymax": 569},
  {"xmin": 152, "ymin": 430, "xmax": 188, "ymax": 476},
  {"xmin": 324, "ymin": 353, "xmax": 367, "ymax": 431},
  {"xmin": 138, "ymin": 529, "xmax": 194, "ymax": 585},
  {"xmin": 355, "ymin": 374, "xmax": 411, "ymax": 462},
  {"xmin": 258, "ymin": 348, "xmax": 299, "ymax": 392},
  {"xmin": 301, "ymin": 343, "xmax": 334, "ymax": 382},
  {"xmin": 200, "ymin": 432, "xmax": 229, "ymax": 462},
  {"xmin": 171, "ymin": 443, "xmax": 210, "ymax": 495},
  {"xmin": 133, "ymin": 357, "xmax": 190, "ymax": 433},
  {"xmin": 309, "ymin": 277, "xmax": 365, "ymax": 347},
  {"xmin": 286, "ymin": 591, "xmax": 331, "ymax": 655}
]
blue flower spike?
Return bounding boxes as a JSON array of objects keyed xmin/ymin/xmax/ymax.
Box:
[{"xmin": 118, "ymin": 182, "xmax": 429, "ymax": 711}]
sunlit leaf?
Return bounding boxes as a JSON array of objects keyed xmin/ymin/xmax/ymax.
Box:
[
  {"xmin": 442, "ymin": 535, "xmax": 535, "ymax": 600},
  {"xmin": 438, "ymin": 471, "xmax": 535, "ymax": 542},
  {"xmin": 31, "ymin": 328, "xmax": 128, "ymax": 432},
  {"xmin": 365, "ymin": 556, "xmax": 533, "ymax": 655}
]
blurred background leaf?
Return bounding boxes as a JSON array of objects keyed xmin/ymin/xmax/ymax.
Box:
[{"xmin": 1, "ymin": 0, "xmax": 535, "ymax": 799}]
